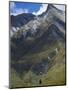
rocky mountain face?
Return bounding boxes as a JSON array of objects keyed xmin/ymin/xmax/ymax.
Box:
[
  {"xmin": 10, "ymin": 4, "xmax": 66, "ymax": 88},
  {"xmin": 10, "ymin": 13, "xmax": 35, "ymax": 36},
  {"xmin": 10, "ymin": 4, "xmax": 65, "ymax": 38}
]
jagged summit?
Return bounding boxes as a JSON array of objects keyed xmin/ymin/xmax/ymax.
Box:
[
  {"xmin": 10, "ymin": 4, "xmax": 65, "ymax": 39},
  {"xmin": 10, "ymin": 4, "xmax": 64, "ymax": 28},
  {"xmin": 47, "ymin": 4, "xmax": 63, "ymax": 12},
  {"xmin": 40, "ymin": 4, "xmax": 64, "ymax": 17}
]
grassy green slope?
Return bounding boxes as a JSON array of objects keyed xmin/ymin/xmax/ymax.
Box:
[{"xmin": 10, "ymin": 41, "xmax": 65, "ymax": 88}]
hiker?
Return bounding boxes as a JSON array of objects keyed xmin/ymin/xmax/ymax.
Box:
[{"xmin": 39, "ymin": 79, "xmax": 42, "ymax": 84}]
